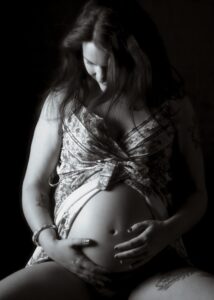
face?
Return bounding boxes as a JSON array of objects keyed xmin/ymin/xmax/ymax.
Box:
[{"xmin": 82, "ymin": 41, "xmax": 109, "ymax": 91}]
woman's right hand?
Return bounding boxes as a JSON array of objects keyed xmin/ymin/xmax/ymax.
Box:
[{"xmin": 46, "ymin": 238, "xmax": 112, "ymax": 289}]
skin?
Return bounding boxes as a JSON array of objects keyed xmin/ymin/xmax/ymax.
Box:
[
  {"xmin": 81, "ymin": 43, "xmax": 214, "ymax": 299},
  {"xmin": 20, "ymin": 94, "xmax": 111, "ymax": 287},
  {"xmin": 113, "ymin": 97, "xmax": 209, "ymax": 268},
  {"xmin": 83, "ymin": 41, "xmax": 108, "ymax": 92},
  {"xmin": 83, "ymin": 42, "xmax": 209, "ymax": 270},
  {"xmin": 1, "ymin": 41, "xmax": 214, "ymax": 299},
  {"xmin": 128, "ymin": 267, "xmax": 214, "ymax": 300}
]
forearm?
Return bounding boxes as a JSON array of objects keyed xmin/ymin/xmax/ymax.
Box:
[
  {"xmin": 164, "ymin": 190, "xmax": 208, "ymax": 242},
  {"xmin": 22, "ymin": 182, "xmax": 58, "ymax": 249},
  {"xmin": 166, "ymin": 97, "xmax": 209, "ymax": 242}
]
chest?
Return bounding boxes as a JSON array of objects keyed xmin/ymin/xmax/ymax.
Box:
[
  {"xmin": 93, "ymin": 100, "xmax": 152, "ymax": 140},
  {"xmin": 62, "ymin": 102, "xmax": 175, "ymax": 169}
]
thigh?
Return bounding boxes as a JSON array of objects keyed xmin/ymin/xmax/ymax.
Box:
[
  {"xmin": 128, "ymin": 267, "xmax": 214, "ymax": 300},
  {"xmin": 0, "ymin": 261, "xmax": 95, "ymax": 300}
]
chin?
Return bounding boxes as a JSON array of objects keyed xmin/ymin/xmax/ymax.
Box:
[{"xmin": 99, "ymin": 83, "xmax": 107, "ymax": 91}]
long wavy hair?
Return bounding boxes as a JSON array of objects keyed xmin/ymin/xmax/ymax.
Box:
[{"xmin": 45, "ymin": 0, "xmax": 185, "ymax": 118}]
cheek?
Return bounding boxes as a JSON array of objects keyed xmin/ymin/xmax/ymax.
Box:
[{"xmin": 84, "ymin": 63, "xmax": 94, "ymax": 77}]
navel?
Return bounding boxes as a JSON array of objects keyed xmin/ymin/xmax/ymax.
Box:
[{"xmin": 109, "ymin": 228, "xmax": 119, "ymax": 235}]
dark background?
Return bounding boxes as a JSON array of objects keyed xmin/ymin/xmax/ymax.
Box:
[{"xmin": 1, "ymin": 0, "xmax": 213, "ymax": 279}]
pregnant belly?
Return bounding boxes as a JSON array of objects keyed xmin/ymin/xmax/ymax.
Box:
[{"xmin": 68, "ymin": 183, "xmax": 153, "ymax": 272}]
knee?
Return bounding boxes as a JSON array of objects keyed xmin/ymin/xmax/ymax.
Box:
[
  {"xmin": 128, "ymin": 289, "xmax": 149, "ymax": 300},
  {"xmin": 0, "ymin": 267, "xmax": 47, "ymax": 300},
  {"xmin": 128, "ymin": 291, "xmax": 140, "ymax": 300},
  {"xmin": 0, "ymin": 276, "xmax": 20, "ymax": 300},
  {"xmin": 128, "ymin": 284, "xmax": 153, "ymax": 300},
  {"xmin": 128, "ymin": 275, "xmax": 160, "ymax": 300}
]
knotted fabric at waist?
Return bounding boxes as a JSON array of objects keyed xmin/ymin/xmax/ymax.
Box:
[{"xmin": 50, "ymin": 157, "xmax": 151, "ymax": 191}]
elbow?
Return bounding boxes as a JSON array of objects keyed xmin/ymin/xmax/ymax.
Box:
[
  {"xmin": 21, "ymin": 176, "xmax": 49, "ymax": 207},
  {"xmin": 22, "ymin": 177, "xmax": 35, "ymax": 194},
  {"xmin": 21, "ymin": 177, "xmax": 34, "ymax": 201},
  {"xmin": 21, "ymin": 179, "xmax": 35, "ymax": 210},
  {"xmin": 22, "ymin": 174, "xmax": 49, "ymax": 194}
]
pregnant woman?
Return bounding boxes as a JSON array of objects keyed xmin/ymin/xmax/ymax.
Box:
[{"xmin": 1, "ymin": 0, "xmax": 214, "ymax": 299}]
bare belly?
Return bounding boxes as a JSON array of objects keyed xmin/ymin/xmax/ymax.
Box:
[{"xmin": 68, "ymin": 183, "xmax": 153, "ymax": 272}]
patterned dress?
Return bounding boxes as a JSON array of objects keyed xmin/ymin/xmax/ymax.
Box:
[{"xmin": 27, "ymin": 98, "xmax": 188, "ymax": 266}]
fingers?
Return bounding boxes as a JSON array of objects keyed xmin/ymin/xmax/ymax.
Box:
[
  {"xmin": 128, "ymin": 220, "xmax": 152, "ymax": 233},
  {"xmin": 79, "ymin": 255, "xmax": 110, "ymax": 275},
  {"xmin": 91, "ymin": 264, "xmax": 111, "ymax": 276},
  {"xmin": 78, "ymin": 271, "xmax": 110, "ymax": 289},
  {"xmin": 69, "ymin": 253, "xmax": 112, "ymax": 287},
  {"xmin": 114, "ymin": 235, "xmax": 148, "ymax": 252},
  {"xmin": 77, "ymin": 267, "xmax": 112, "ymax": 289},
  {"xmin": 114, "ymin": 221, "xmax": 153, "ymax": 252},
  {"xmin": 129, "ymin": 255, "xmax": 152, "ymax": 270},
  {"xmin": 69, "ymin": 238, "xmax": 96, "ymax": 248},
  {"xmin": 80, "ymin": 268, "xmax": 111, "ymax": 286},
  {"xmin": 114, "ymin": 244, "xmax": 148, "ymax": 260},
  {"xmin": 116, "ymin": 253, "xmax": 152, "ymax": 272}
]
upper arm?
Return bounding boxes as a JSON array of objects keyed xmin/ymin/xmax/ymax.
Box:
[
  {"xmin": 23, "ymin": 93, "xmax": 63, "ymax": 190},
  {"xmin": 172, "ymin": 97, "xmax": 207, "ymax": 195}
]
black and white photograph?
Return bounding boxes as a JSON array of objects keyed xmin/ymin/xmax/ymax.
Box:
[{"xmin": 1, "ymin": 0, "xmax": 214, "ymax": 299}]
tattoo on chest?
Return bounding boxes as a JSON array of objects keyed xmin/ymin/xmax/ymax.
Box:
[
  {"xmin": 36, "ymin": 193, "xmax": 50, "ymax": 210},
  {"xmin": 155, "ymin": 269, "xmax": 196, "ymax": 290}
]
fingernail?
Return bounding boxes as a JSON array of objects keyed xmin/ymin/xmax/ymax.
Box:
[
  {"xmin": 127, "ymin": 227, "xmax": 132, "ymax": 233},
  {"xmin": 83, "ymin": 239, "xmax": 90, "ymax": 245},
  {"xmin": 114, "ymin": 246, "xmax": 118, "ymax": 250}
]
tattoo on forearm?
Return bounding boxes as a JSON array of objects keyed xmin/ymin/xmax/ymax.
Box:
[
  {"xmin": 36, "ymin": 193, "xmax": 50, "ymax": 210},
  {"xmin": 188, "ymin": 116, "xmax": 201, "ymax": 149},
  {"xmin": 155, "ymin": 269, "xmax": 196, "ymax": 290}
]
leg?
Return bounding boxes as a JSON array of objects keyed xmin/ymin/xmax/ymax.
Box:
[
  {"xmin": 0, "ymin": 261, "xmax": 96, "ymax": 300},
  {"xmin": 128, "ymin": 267, "xmax": 214, "ymax": 300}
]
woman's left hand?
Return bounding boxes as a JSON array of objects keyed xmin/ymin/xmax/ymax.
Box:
[{"xmin": 114, "ymin": 219, "xmax": 171, "ymax": 270}]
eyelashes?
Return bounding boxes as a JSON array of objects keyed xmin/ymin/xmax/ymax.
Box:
[{"xmin": 84, "ymin": 58, "xmax": 107, "ymax": 68}]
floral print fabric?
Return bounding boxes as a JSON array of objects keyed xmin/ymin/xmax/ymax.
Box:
[{"xmin": 27, "ymin": 98, "xmax": 188, "ymax": 266}]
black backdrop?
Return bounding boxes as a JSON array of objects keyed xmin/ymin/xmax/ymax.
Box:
[{"xmin": 1, "ymin": 0, "xmax": 213, "ymax": 279}]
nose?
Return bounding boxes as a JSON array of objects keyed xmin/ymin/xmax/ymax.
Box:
[{"xmin": 95, "ymin": 66, "xmax": 106, "ymax": 83}]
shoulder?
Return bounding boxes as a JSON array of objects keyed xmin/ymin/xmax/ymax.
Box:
[
  {"xmin": 40, "ymin": 90, "xmax": 65, "ymax": 121},
  {"xmin": 167, "ymin": 96, "xmax": 202, "ymax": 153},
  {"xmin": 166, "ymin": 96, "xmax": 197, "ymax": 128}
]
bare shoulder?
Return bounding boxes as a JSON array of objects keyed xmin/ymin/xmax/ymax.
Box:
[
  {"xmin": 40, "ymin": 90, "xmax": 65, "ymax": 121},
  {"xmin": 169, "ymin": 96, "xmax": 202, "ymax": 154},
  {"xmin": 168, "ymin": 96, "xmax": 197, "ymax": 129}
]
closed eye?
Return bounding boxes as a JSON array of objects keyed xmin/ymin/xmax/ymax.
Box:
[
  {"xmin": 84, "ymin": 57, "xmax": 95, "ymax": 65},
  {"xmin": 84, "ymin": 57, "xmax": 107, "ymax": 68}
]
